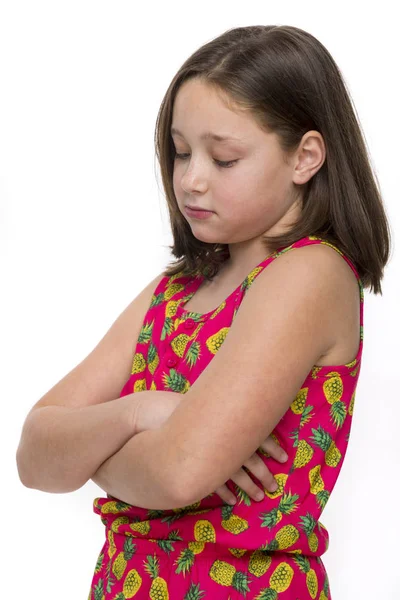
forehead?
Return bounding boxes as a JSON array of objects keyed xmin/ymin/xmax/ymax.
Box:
[{"xmin": 171, "ymin": 79, "xmax": 250, "ymax": 139}]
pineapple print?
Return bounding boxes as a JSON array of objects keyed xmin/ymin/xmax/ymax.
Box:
[
  {"xmin": 161, "ymin": 367, "xmax": 190, "ymax": 393},
  {"xmin": 131, "ymin": 353, "xmax": 147, "ymax": 376},
  {"xmin": 112, "ymin": 537, "xmax": 136, "ymax": 580},
  {"xmin": 290, "ymin": 387, "xmax": 308, "ymax": 414},
  {"xmin": 121, "ymin": 567, "xmax": 143, "ymax": 598},
  {"xmin": 293, "ymin": 554, "xmax": 319, "ymax": 598},
  {"xmin": 170, "ymin": 333, "xmax": 192, "ymax": 357},
  {"xmin": 298, "ymin": 513, "xmax": 319, "ymax": 553},
  {"xmin": 205, "ymin": 327, "xmax": 230, "ymax": 354},
  {"xmin": 220, "ymin": 504, "xmax": 249, "ymax": 535},
  {"xmin": 269, "ymin": 561, "xmax": 295, "ymax": 593},
  {"xmin": 323, "ymin": 371, "xmax": 347, "ymax": 429},
  {"xmin": 89, "ymin": 235, "xmax": 360, "ymax": 599},
  {"xmin": 147, "ymin": 342, "xmax": 160, "ymax": 375},
  {"xmin": 309, "ymin": 465, "xmax": 330, "ymax": 509},
  {"xmin": 260, "ymin": 491, "xmax": 300, "ymax": 529},
  {"xmin": 209, "ymin": 559, "xmax": 252, "ymax": 595},
  {"xmin": 291, "ymin": 438, "xmax": 314, "ymax": 471},
  {"xmin": 310, "ymin": 425, "xmax": 342, "ymax": 467},
  {"xmin": 248, "ymin": 550, "xmax": 272, "ymax": 577},
  {"xmin": 269, "ymin": 524, "xmax": 300, "ymax": 551},
  {"xmin": 194, "ymin": 518, "xmax": 217, "ymax": 543},
  {"xmin": 145, "ymin": 554, "xmax": 170, "ymax": 600}
]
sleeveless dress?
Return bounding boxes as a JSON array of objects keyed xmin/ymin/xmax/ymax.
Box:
[{"xmin": 88, "ymin": 235, "xmax": 364, "ymax": 600}]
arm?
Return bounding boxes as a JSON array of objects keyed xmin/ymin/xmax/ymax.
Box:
[
  {"xmin": 90, "ymin": 390, "xmax": 187, "ymax": 510},
  {"xmin": 16, "ymin": 394, "xmax": 137, "ymax": 493}
]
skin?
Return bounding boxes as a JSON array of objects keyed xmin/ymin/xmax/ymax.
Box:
[
  {"xmin": 170, "ymin": 78, "xmax": 327, "ymax": 503},
  {"xmin": 171, "ymin": 77, "xmax": 326, "ymax": 281}
]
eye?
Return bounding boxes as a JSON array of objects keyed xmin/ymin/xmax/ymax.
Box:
[{"xmin": 174, "ymin": 152, "xmax": 238, "ymax": 169}]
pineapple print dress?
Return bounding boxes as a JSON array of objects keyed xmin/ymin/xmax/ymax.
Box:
[{"xmin": 89, "ymin": 235, "xmax": 364, "ymax": 600}]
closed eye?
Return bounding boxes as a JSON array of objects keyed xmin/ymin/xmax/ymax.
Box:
[{"xmin": 174, "ymin": 152, "xmax": 238, "ymax": 169}]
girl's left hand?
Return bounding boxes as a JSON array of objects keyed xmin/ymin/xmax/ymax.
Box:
[{"xmin": 213, "ymin": 437, "xmax": 288, "ymax": 504}]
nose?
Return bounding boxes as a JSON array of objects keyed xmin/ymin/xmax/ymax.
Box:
[{"xmin": 178, "ymin": 154, "xmax": 210, "ymax": 194}]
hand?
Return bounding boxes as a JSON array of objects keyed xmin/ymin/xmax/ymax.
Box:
[{"xmin": 213, "ymin": 436, "xmax": 288, "ymax": 504}]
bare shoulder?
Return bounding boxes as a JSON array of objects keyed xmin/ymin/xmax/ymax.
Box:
[{"xmin": 267, "ymin": 242, "xmax": 361, "ymax": 366}]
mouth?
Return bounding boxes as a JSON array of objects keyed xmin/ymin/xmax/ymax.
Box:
[
  {"xmin": 184, "ymin": 205, "xmax": 215, "ymax": 219},
  {"xmin": 185, "ymin": 204, "xmax": 213, "ymax": 212}
]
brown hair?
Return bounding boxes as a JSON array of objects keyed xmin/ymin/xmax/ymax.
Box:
[{"xmin": 154, "ymin": 25, "xmax": 392, "ymax": 295}]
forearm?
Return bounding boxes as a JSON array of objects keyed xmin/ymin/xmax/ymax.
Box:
[
  {"xmin": 16, "ymin": 395, "xmax": 136, "ymax": 493},
  {"xmin": 91, "ymin": 389, "xmax": 188, "ymax": 510},
  {"xmin": 90, "ymin": 426, "xmax": 184, "ymax": 510}
]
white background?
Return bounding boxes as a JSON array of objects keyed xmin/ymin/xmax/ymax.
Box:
[{"xmin": 1, "ymin": 1, "xmax": 398, "ymax": 598}]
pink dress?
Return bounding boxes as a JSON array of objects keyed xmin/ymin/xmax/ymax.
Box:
[{"xmin": 89, "ymin": 235, "xmax": 364, "ymax": 599}]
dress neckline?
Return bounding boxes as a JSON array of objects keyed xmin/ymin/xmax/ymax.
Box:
[{"xmin": 175, "ymin": 247, "xmax": 282, "ymax": 321}]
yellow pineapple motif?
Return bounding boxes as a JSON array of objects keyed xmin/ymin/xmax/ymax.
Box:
[
  {"xmin": 128, "ymin": 519, "xmax": 151, "ymax": 536},
  {"xmin": 299, "ymin": 513, "xmax": 319, "ymax": 553},
  {"xmin": 147, "ymin": 343, "xmax": 160, "ymax": 375},
  {"xmin": 205, "ymin": 327, "xmax": 230, "ymax": 353},
  {"xmin": 194, "ymin": 518, "xmax": 217, "ymax": 543},
  {"xmin": 163, "ymin": 282, "xmax": 184, "ymax": 301},
  {"xmin": 293, "ymin": 554, "xmax": 319, "ymax": 598},
  {"xmin": 309, "ymin": 465, "xmax": 325, "ymax": 495},
  {"xmin": 100, "ymin": 500, "xmax": 131, "ymax": 515},
  {"xmin": 308, "ymin": 464, "xmax": 330, "ymax": 509},
  {"xmin": 112, "ymin": 537, "xmax": 136, "ymax": 580},
  {"xmin": 229, "ymin": 548, "xmax": 248, "ymax": 558},
  {"xmin": 144, "ymin": 554, "xmax": 169, "ymax": 600},
  {"xmin": 261, "ymin": 491, "xmax": 299, "ymax": 530},
  {"xmin": 220, "ymin": 505, "xmax": 249, "ymax": 535},
  {"xmin": 150, "ymin": 380, "xmax": 157, "ymax": 390},
  {"xmin": 291, "ymin": 387, "xmax": 308, "ymax": 414},
  {"xmin": 107, "ymin": 528, "xmax": 116, "ymax": 558},
  {"xmin": 348, "ymin": 390, "xmax": 356, "ymax": 416},
  {"xmin": 165, "ymin": 299, "xmax": 181, "ymax": 318},
  {"xmin": 274, "ymin": 524, "xmax": 300, "ymax": 550},
  {"xmin": 248, "ymin": 550, "xmax": 272, "ymax": 577},
  {"xmin": 187, "ymin": 541, "xmax": 206, "ymax": 555},
  {"xmin": 170, "ymin": 333, "xmax": 192, "ymax": 357},
  {"xmin": 323, "ymin": 371, "xmax": 347, "ymax": 429},
  {"xmin": 311, "ymin": 425, "xmax": 342, "ymax": 467},
  {"xmin": 209, "ymin": 559, "xmax": 251, "ymax": 595},
  {"xmin": 131, "ymin": 353, "xmax": 147, "ymax": 375},
  {"xmin": 137, "ymin": 319, "xmax": 154, "ymax": 343},
  {"xmin": 269, "ymin": 561, "xmax": 294, "ymax": 592},
  {"xmin": 265, "ymin": 473, "xmax": 288, "ymax": 499},
  {"xmin": 161, "ymin": 368, "xmax": 191, "ymax": 393},
  {"xmin": 133, "ymin": 378, "xmax": 146, "ymax": 392},
  {"xmin": 109, "ymin": 516, "xmax": 130, "ymax": 533},
  {"xmin": 293, "ymin": 439, "xmax": 314, "ymax": 469},
  {"xmin": 122, "ymin": 568, "xmax": 143, "ymax": 598},
  {"xmin": 166, "ymin": 270, "xmax": 186, "ymax": 284}
]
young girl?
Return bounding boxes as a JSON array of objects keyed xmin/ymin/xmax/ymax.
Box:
[{"xmin": 17, "ymin": 25, "xmax": 391, "ymax": 600}]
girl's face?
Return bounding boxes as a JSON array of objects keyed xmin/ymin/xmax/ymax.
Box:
[{"xmin": 171, "ymin": 78, "xmax": 324, "ymax": 261}]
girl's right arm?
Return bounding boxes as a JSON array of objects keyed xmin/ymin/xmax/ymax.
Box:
[
  {"xmin": 16, "ymin": 394, "xmax": 138, "ymax": 493},
  {"xmin": 15, "ymin": 272, "xmax": 165, "ymax": 494}
]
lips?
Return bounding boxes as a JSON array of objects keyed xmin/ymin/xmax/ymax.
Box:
[{"xmin": 185, "ymin": 205, "xmax": 212, "ymax": 212}]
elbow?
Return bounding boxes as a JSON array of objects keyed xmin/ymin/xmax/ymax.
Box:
[
  {"xmin": 16, "ymin": 447, "xmax": 80, "ymax": 494},
  {"xmin": 168, "ymin": 466, "xmax": 205, "ymax": 508},
  {"xmin": 16, "ymin": 445, "xmax": 34, "ymax": 489}
]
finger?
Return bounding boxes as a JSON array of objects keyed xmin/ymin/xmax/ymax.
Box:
[
  {"xmin": 230, "ymin": 466, "xmax": 270, "ymax": 501},
  {"xmin": 243, "ymin": 454, "xmax": 279, "ymax": 494},
  {"xmin": 214, "ymin": 483, "xmax": 237, "ymax": 505},
  {"xmin": 260, "ymin": 437, "xmax": 288, "ymax": 463}
]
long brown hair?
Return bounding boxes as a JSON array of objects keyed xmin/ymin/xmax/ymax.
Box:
[{"xmin": 154, "ymin": 25, "xmax": 392, "ymax": 295}]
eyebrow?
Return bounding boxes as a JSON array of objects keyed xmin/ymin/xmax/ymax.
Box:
[{"xmin": 170, "ymin": 126, "xmax": 244, "ymax": 143}]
